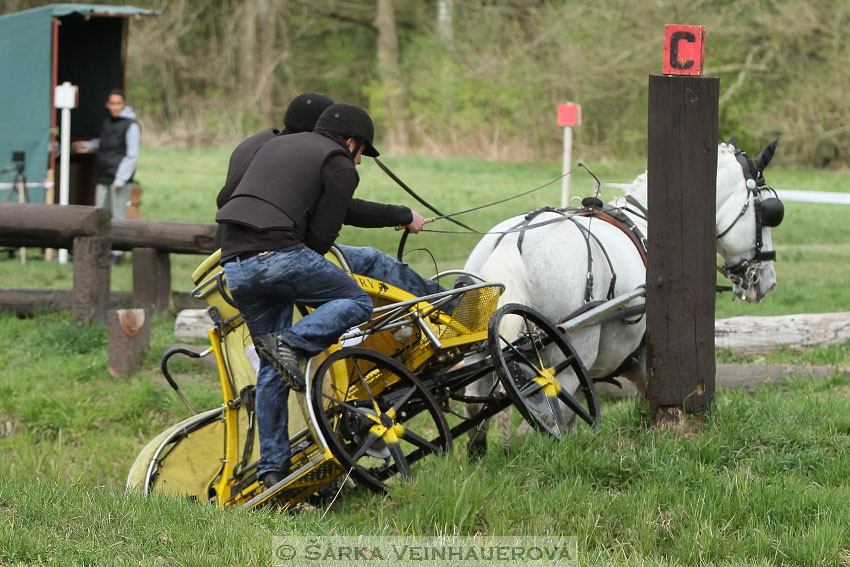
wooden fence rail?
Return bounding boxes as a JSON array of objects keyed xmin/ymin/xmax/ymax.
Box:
[
  {"xmin": 0, "ymin": 204, "xmax": 216, "ymax": 254},
  {"xmin": 0, "ymin": 204, "xmax": 110, "ymax": 248},
  {"xmin": 0, "ymin": 203, "xmax": 211, "ymax": 322}
]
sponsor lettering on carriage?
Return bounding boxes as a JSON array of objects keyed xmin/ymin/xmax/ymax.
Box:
[{"xmin": 355, "ymin": 276, "xmax": 390, "ymax": 293}]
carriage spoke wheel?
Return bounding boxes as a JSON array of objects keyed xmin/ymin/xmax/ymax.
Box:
[
  {"xmin": 488, "ymin": 304, "xmax": 601, "ymax": 438},
  {"xmin": 310, "ymin": 347, "xmax": 452, "ymax": 493}
]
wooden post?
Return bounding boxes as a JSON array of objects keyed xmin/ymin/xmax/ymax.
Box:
[
  {"xmin": 132, "ymin": 247, "xmax": 171, "ymax": 313},
  {"xmin": 108, "ymin": 309, "xmax": 150, "ymax": 378},
  {"xmin": 71, "ymin": 236, "xmax": 111, "ymax": 325},
  {"xmin": 646, "ymin": 74, "xmax": 719, "ymax": 425}
]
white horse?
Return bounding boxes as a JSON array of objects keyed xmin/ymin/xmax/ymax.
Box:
[{"xmin": 464, "ymin": 139, "xmax": 782, "ymax": 451}]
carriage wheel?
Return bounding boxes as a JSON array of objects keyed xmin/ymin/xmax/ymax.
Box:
[
  {"xmin": 488, "ymin": 303, "xmax": 600, "ymax": 438},
  {"xmin": 310, "ymin": 347, "xmax": 452, "ymax": 493}
]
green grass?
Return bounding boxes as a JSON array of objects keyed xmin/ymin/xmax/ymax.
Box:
[
  {"xmin": 3, "ymin": 148, "xmax": 850, "ymax": 565},
  {"xmin": 3, "ymin": 310, "xmax": 850, "ymax": 566}
]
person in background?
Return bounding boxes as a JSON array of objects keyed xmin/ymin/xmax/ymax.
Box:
[{"xmin": 79, "ymin": 89, "xmax": 140, "ymax": 263}]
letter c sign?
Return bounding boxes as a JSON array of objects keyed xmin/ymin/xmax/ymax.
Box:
[{"xmin": 663, "ymin": 25, "xmax": 705, "ymax": 75}]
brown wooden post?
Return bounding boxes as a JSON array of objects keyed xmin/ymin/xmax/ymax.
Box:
[
  {"xmin": 646, "ymin": 73, "xmax": 719, "ymax": 425},
  {"xmin": 132, "ymin": 247, "xmax": 171, "ymax": 313},
  {"xmin": 71, "ymin": 236, "xmax": 111, "ymax": 325},
  {"xmin": 108, "ymin": 308, "xmax": 150, "ymax": 378}
]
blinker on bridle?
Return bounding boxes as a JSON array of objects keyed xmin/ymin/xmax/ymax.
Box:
[{"xmin": 716, "ymin": 149, "xmax": 784, "ymax": 289}]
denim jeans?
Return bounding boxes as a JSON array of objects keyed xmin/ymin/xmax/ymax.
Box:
[
  {"xmin": 224, "ymin": 244, "xmax": 448, "ymax": 476},
  {"xmin": 95, "ymin": 182, "xmax": 132, "ymax": 220},
  {"xmin": 96, "ymin": 182, "xmax": 132, "ymax": 260},
  {"xmin": 338, "ymin": 245, "xmax": 447, "ymax": 299},
  {"xmin": 224, "ymin": 245, "xmax": 373, "ymax": 476}
]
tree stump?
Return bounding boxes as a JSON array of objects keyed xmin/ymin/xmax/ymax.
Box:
[
  {"xmin": 108, "ymin": 308, "xmax": 150, "ymax": 378},
  {"xmin": 72, "ymin": 236, "xmax": 111, "ymax": 325}
]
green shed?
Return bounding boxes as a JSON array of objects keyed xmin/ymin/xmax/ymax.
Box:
[{"xmin": 0, "ymin": 4, "xmax": 158, "ymax": 205}]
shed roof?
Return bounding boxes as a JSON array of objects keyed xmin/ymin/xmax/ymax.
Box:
[
  {"xmin": 0, "ymin": 4, "xmax": 159, "ymax": 22},
  {"xmin": 0, "ymin": 4, "xmax": 157, "ymax": 199}
]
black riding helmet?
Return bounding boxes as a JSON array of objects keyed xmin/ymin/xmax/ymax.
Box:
[
  {"xmin": 313, "ymin": 103, "xmax": 380, "ymax": 157},
  {"xmin": 283, "ymin": 92, "xmax": 335, "ymax": 133}
]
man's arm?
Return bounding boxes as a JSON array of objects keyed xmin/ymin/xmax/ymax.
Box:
[
  {"xmin": 112, "ymin": 122, "xmax": 141, "ymax": 187},
  {"xmin": 304, "ymin": 155, "xmax": 359, "ymax": 254},
  {"xmin": 344, "ymin": 198, "xmax": 412, "ymax": 228}
]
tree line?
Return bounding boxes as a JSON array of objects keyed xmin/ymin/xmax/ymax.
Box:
[{"xmin": 4, "ymin": 0, "xmax": 849, "ymax": 166}]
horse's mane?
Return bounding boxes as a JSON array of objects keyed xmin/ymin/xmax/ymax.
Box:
[
  {"xmin": 718, "ymin": 142, "xmax": 736, "ymax": 156},
  {"xmin": 623, "ymin": 171, "xmax": 648, "ymax": 205},
  {"xmin": 622, "ymin": 143, "xmax": 734, "ymax": 206}
]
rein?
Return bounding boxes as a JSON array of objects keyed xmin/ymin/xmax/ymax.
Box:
[
  {"xmin": 383, "ymin": 162, "xmax": 584, "ymax": 261},
  {"xmin": 374, "ymin": 158, "xmax": 479, "ymax": 235}
]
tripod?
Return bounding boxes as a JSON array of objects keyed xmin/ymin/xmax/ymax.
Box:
[{"xmin": 3, "ymin": 152, "xmax": 30, "ymax": 262}]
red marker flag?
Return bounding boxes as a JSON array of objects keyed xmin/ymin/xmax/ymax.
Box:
[{"xmin": 663, "ymin": 25, "xmax": 705, "ymax": 76}]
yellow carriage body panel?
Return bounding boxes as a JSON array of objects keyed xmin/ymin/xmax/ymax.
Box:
[
  {"xmin": 126, "ymin": 407, "xmax": 224, "ymax": 500},
  {"xmin": 144, "ymin": 417, "xmax": 224, "ymax": 499},
  {"xmin": 133, "ymin": 248, "xmax": 504, "ymax": 509}
]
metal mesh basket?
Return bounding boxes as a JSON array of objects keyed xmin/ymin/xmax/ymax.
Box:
[{"xmin": 439, "ymin": 284, "xmax": 502, "ymax": 339}]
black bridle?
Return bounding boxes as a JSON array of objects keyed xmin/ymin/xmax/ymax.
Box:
[{"xmin": 716, "ymin": 149, "xmax": 784, "ymax": 290}]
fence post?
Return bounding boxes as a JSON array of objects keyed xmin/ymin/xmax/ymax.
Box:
[
  {"xmin": 646, "ymin": 73, "xmax": 719, "ymax": 426},
  {"xmin": 132, "ymin": 247, "xmax": 171, "ymax": 313},
  {"xmin": 108, "ymin": 308, "xmax": 150, "ymax": 378},
  {"xmin": 71, "ymin": 236, "xmax": 111, "ymax": 325}
]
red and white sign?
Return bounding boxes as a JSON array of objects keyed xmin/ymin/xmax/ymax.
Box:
[
  {"xmin": 557, "ymin": 103, "xmax": 581, "ymax": 127},
  {"xmin": 663, "ymin": 25, "xmax": 705, "ymax": 76}
]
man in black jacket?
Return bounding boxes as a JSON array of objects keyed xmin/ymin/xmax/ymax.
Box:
[
  {"xmin": 217, "ymin": 103, "xmax": 444, "ymax": 489},
  {"xmin": 216, "ymin": 92, "xmax": 335, "ymax": 213}
]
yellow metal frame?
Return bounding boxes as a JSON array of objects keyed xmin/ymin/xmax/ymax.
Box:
[{"xmin": 136, "ymin": 248, "xmax": 503, "ymax": 509}]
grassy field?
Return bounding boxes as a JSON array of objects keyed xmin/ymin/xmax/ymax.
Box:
[{"xmin": 2, "ymin": 148, "xmax": 850, "ymax": 565}]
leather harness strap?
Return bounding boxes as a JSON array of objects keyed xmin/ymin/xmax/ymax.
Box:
[{"xmin": 576, "ymin": 206, "xmax": 648, "ymax": 267}]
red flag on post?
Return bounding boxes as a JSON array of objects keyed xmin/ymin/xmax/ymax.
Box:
[{"xmin": 557, "ymin": 103, "xmax": 581, "ymax": 127}]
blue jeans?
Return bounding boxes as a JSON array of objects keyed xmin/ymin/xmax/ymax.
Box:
[
  {"xmin": 95, "ymin": 182, "xmax": 132, "ymax": 220},
  {"xmin": 338, "ymin": 245, "xmax": 447, "ymax": 300},
  {"xmin": 224, "ymin": 244, "xmax": 446, "ymax": 476},
  {"xmin": 224, "ymin": 245, "xmax": 373, "ymax": 476}
]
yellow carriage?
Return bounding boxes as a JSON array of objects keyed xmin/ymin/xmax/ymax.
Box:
[{"xmin": 128, "ymin": 246, "xmax": 600, "ymax": 509}]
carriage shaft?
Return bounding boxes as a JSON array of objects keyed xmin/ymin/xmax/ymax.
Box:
[{"xmin": 558, "ymin": 286, "xmax": 646, "ymax": 333}]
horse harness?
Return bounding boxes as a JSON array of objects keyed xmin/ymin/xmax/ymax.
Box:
[
  {"xmin": 494, "ymin": 197, "xmax": 648, "ymax": 307},
  {"xmin": 716, "ymin": 149, "xmax": 785, "ymax": 291}
]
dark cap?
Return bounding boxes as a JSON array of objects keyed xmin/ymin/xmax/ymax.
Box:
[
  {"xmin": 283, "ymin": 92, "xmax": 335, "ymax": 133},
  {"xmin": 313, "ymin": 103, "xmax": 379, "ymax": 157}
]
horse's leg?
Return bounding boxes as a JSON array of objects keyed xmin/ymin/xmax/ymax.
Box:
[{"xmin": 464, "ymin": 371, "xmax": 498, "ymax": 457}]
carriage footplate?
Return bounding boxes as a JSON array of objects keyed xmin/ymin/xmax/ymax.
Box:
[{"xmin": 239, "ymin": 454, "xmax": 345, "ymax": 510}]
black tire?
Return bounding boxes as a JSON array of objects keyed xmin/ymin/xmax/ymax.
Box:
[
  {"xmin": 488, "ymin": 303, "xmax": 600, "ymax": 437},
  {"xmin": 310, "ymin": 347, "xmax": 452, "ymax": 492}
]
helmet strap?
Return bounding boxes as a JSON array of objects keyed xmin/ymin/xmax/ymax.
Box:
[{"xmin": 349, "ymin": 139, "xmax": 364, "ymax": 159}]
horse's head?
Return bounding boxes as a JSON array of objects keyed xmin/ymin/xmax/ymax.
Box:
[{"xmin": 715, "ymin": 138, "xmax": 783, "ymax": 303}]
